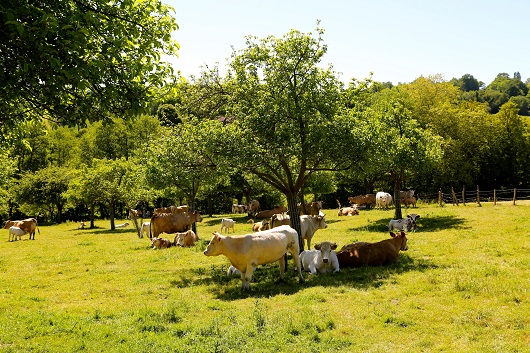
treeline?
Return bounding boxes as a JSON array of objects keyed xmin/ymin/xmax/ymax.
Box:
[{"xmin": 1, "ymin": 70, "xmax": 529, "ymax": 225}]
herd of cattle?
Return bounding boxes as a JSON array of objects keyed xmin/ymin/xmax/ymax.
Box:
[{"xmin": 4, "ymin": 191, "xmax": 419, "ymax": 291}]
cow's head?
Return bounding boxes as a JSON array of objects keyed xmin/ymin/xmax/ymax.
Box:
[
  {"xmin": 203, "ymin": 232, "xmax": 223, "ymax": 256},
  {"xmin": 314, "ymin": 241, "xmax": 338, "ymax": 263},
  {"xmin": 390, "ymin": 231, "xmax": 408, "ymax": 251}
]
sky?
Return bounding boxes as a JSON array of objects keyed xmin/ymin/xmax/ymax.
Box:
[{"xmin": 164, "ymin": 0, "xmax": 530, "ymax": 86}]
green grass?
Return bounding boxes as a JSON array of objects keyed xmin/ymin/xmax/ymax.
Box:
[{"xmin": 1, "ymin": 202, "xmax": 529, "ymax": 352}]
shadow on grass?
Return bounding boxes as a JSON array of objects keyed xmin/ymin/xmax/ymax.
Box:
[
  {"xmin": 82, "ymin": 228, "xmax": 137, "ymax": 235},
  {"xmin": 202, "ymin": 215, "xmax": 251, "ymax": 228},
  {"xmin": 168, "ymin": 254, "xmax": 438, "ymax": 300},
  {"xmin": 349, "ymin": 215, "xmax": 468, "ymax": 233}
]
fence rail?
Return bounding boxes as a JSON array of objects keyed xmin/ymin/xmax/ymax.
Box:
[{"xmin": 420, "ymin": 187, "xmax": 530, "ymax": 206}]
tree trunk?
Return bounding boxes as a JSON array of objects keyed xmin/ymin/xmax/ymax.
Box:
[
  {"xmin": 109, "ymin": 202, "xmax": 115, "ymax": 230},
  {"xmin": 393, "ymin": 179, "xmax": 402, "ymax": 220},
  {"xmin": 89, "ymin": 204, "xmax": 95, "ymax": 229},
  {"xmin": 286, "ymin": 192, "xmax": 303, "ymax": 252}
]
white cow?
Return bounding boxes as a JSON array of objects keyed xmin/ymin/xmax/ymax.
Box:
[
  {"xmin": 203, "ymin": 225, "xmax": 305, "ymax": 290},
  {"xmin": 115, "ymin": 222, "xmax": 129, "ymax": 228},
  {"xmin": 8, "ymin": 226, "xmax": 27, "ymax": 241},
  {"xmin": 141, "ymin": 222, "xmax": 151, "ymax": 238},
  {"xmin": 389, "ymin": 214, "xmax": 420, "ymax": 232},
  {"xmin": 300, "ymin": 241, "xmax": 340, "ymax": 274},
  {"xmin": 220, "ymin": 218, "xmax": 236, "ymax": 233},
  {"xmin": 376, "ymin": 192, "xmax": 393, "ymax": 209},
  {"xmin": 269, "ymin": 214, "xmax": 328, "ymax": 251}
]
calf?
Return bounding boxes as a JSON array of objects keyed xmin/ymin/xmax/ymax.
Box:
[
  {"xmin": 141, "ymin": 222, "xmax": 151, "ymax": 238},
  {"xmin": 203, "ymin": 225, "xmax": 304, "ymax": 290},
  {"xmin": 401, "ymin": 196, "xmax": 417, "ymax": 208},
  {"xmin": 174, "ymin": 230, "xmax": 199, "ymax": 247},
  {"xmin": 337, "ymin": 200, "xmax": 359, "ymax": 216},
  {"xmin": 248, "ymin": 219, "xmax": 269, "ymax": 232},
  {"xmin": 337, "ymin": 231, "xmax": 408, "ymax": 267},
  {"xmin": 151, "ymin": 237, "xmax": 172, "ymax": 249},
  {"xmin": 300, "ymin": 241, "xmax": 339, "ymax": 274},
  {"xmin": 8, "ymin": 226, "xmax": 27, "ymax": 241},
  {"xmin": 389, "ymin": 214, "xmax": 420, "ymax": 232},
  {"xmin": 220, "ymin": 218, "xmax": 236, "ymax": 233}
]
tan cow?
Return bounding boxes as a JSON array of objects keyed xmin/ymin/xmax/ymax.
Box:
[
  {"xmin": 348, "ymin": 194, "xmax": 376, "ymax": 209},
  {"xmin": 174, "ymin": 230, "xmax": 199, "ymax": 247},
  {"xmin": 150, "ymin": 211, "xmax": 203, "ymax": 238},
  {"xmin": 153, "ymin": 205, "xmax": 189, "ymax": 215},
  {"xmin": 247, "ymin": 219, "xmax": 269, "ymax": 232},
  {"xmin": 401, "ymin": 196, "xmax": 417, "ymax": 208},
  {"xmin": 247, "ymin": 200, "xmax": 260, "ymax": 216},
  {"xmin": 203, "ymin": 225, "xmax": 304, "ymax": 290},
  {"xmin": 4, "ymin": 218, "xmax": 39, "ymax": 240},
  {"xmin": 255, "ymin": 205, "xmax": 287, "ymax": 219},
  {"xmin": 298, "ymin": 201, "xmax": 323, "ymax": 216},
  {"xmin": 337, "ymin": 200, "xmax": 359, "ymax": 216},
  {"xmin": 336, "ymin": 231, "xmax": 408, "ymax": 267}
]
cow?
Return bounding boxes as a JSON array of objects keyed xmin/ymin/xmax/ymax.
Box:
[
  {"xmin": 389, "ymin": 214, "xmax": 420, "ymax": 232},
  {"xmin": 336, "ymin": 231, "xmax": 408, "ymax": 267},
  {"xmin": 255, "ymin": 205, "xmax": 287, "ymax": 219},
  {"xmin": 115, "ymin": 222, "xmax": 129, "ymax": 228},
  {"xmin": 141, "ymin": 222, "xmax": 151, "ymax": 238},
  {"xmin": 232, "ymin": 204, "xmax": 247, "ymax": 214},
  {"xmin": 150, "ymin": 211, "xmax": 203, "ymax": 238},
  {"xmin": 220, "ymin": 218, "xmax": 236, "ymax": 234},
  {"xmin": 8, "ymin": 226, "xmax": 26, "ymax": 241},
  {"xmin": 174, "ymin": 230, "xmax": 199, "ymax": 247},
  {"xmin": 79, "ymin": 221, "xmax": 86, "ymax": 229},
  {"xmin": 153, "ymin": 205, "xmax": 189, "ymax": 215},
  {"xmin": 348, "ymin": 194, "xmax": 376, "ymax": 209},
  {"xmin": 299, "ymin": 241, "xmax": 340, "ymax": 274},
  {"xmin": 375, "ymin": 192, "xmax": 393, "ymax": 209},
  {"xmin": 298, "ymin": 201, "xmax": 323, "ymax": 216},
  {"xmin": 151, "ymin": 237, "xmax": 172, "ymax": 249},
  {"xmin": 269, "ymin": 214, "xmax": 327, "ymax": 250},
  {"xmin": 337, "ymin": 200, "xmax": 359, "ymax": 216},
  {"xmin": 4, "ymin": 218, "xmax": 39, "ymax": 240},
  {"xmin": 247, "ymin": 219, "xmax": 269, "ymax": 232},
  {"xmin": 203, "ymin": 225, "xmax": 305, "ymax": 290},
  {"xmin": 247, "ymin": 200, "xmax": 260, "ymax": 216},
  {"xmin": 400, "ymin": 190, "xmax": 415, "ymax": 200},
  {"xmin": 401, "ymin": 196, "xmax": 417, "ymax": 208},
  {"xmin": 128, "ymin": 209, "xmax": 142, "ymax": 219}
]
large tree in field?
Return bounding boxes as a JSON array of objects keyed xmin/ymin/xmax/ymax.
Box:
[
  {"xmin": 215, "ymin": 26, "xmax": 366, "ymax": 247},
  {"xmin": 368, "ymin": 89, "xmax": 443, "ymax": 219},
  {"xmin": 0, "ymin": 0, "xmax": 178, "ymax": 140}
]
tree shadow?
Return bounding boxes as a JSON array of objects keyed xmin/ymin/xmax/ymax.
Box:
[
  {"xmin": 349, "ymin": 215, "xmax": 468, "ymax": 233},
  {"xmin": 202, "ymin": 215, "xmax": 250, "ymax": 228},
  {"xmin": 167, "ymin": 254, "xmax": 439, "ymax": 300}
]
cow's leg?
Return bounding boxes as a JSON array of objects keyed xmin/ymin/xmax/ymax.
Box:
[{"xmin": 242, "ymin": 266, "xmax": 253, "ymax": 291}]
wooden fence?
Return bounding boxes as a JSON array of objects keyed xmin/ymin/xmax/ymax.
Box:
[{"xmin": 419, "ymin": 187, "xmax": 530, "ymax": 206}]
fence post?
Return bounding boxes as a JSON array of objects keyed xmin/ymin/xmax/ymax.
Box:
[
  {"xmin": 438, "ymin": 190, "xmax": 443, "ymax": 206},
  {"xmin": 462, "ymin": 186, "xmax": 466, "ymax": 206},
  {"xmin": 513, "ymin": 188, "xmax": 517, "ymax": 205},
  {"xmin": 477, "ymin": 185, "xmax": 481, "ymax": 207},
  {"xmin": 451, "ymin": 187, "xmax": 459, "ymax": 206},
  {"xmin": 494, "ymin": 189, "xmax": 497, "ymax": 205}
]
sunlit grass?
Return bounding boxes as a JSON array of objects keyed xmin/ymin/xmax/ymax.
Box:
[{"xmin": 1, "ymin": 202, "xmax": 529, "ymax": 352}]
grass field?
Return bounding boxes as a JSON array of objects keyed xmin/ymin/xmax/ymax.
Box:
[{"xmin": 1, "ymin": 202, "xmax": 529, "ymax": 352}]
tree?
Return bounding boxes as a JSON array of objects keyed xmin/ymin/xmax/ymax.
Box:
[
  {"xmin": 13, "ymin": 166, "xmax": 74, "ymax": 222},
  {"xmin": 367, "ymin": 89, "xmax": 443, "ymax": 219},
  {"xmin": 0, "ymin": 0, "xmax": 178, "ymax": 139},
  {"xmin": 214, "ymin": 26, "xmax": 367, "ymax": 248}
]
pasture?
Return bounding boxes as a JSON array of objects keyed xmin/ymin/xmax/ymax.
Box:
[{"xmin": 1, "ymin": 202, "xmax": 529, "ymax": 352}]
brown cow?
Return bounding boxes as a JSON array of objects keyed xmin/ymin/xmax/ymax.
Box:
[
  {"xmin": 401, "ymin": 196, "xmax": 417, "ymax": 208},
  {"xmin": 348, "ymin": 194, "xmax": 376, "ymax": 209},
  {"xmin": 255, "ymin": 205, "xmax": 287, "ymax": 219},
  {"xmin": 247, "ymin": 200, "xmax": 260, "ymax": 216},
  {"xmin": 247, "ymin": 219, "xmax": 269, "ymax": 232},
  {"xmin": 153, "ymin": 205, "xmax": 189, "ymax": 215},
  {"xmin": 149, "ymin": 211, "xmax": 203, "ymax": 238},
  {"xmin": 151, "ymin": 237, "xmax": 173, "ymax": 249},
  {"xmin": 4, "ymin": 218, "xmax": 40, "ymax": 240},
  {"xmin": 336, "ymin": 231, "xmax": 408, "ymax": 267},
  {"xmin": 298, "ymin": 201, "xmax": 323, "ymax": 216}
]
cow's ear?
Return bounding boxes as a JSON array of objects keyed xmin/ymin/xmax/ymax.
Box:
[
  {"xmin": 407, "ymin": 215, "xmax": 411, "ymax": 218},
  {"xmin": 331, "ymin": 242, "xmax": 338, "ymax": 250},
  {"xmin": 400, "ymin": 231, "xmax": 406, "ymax": 237},
  {"xmin": 390, "ymin": 232, "xmax": 396, "ymax": 238},
  {"xmin": 416, "ymin": 215, "xmax": 420, "ymax": 218},
  {"xmin": 314, "ymin": 243, "xmax": 321, "ymax": 250}
]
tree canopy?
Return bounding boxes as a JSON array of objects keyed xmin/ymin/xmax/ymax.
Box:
[{"xmin": 0, "ymin": 0, "xmax": 178, "ymax": 140}]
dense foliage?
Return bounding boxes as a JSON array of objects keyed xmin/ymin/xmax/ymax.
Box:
[{"xmin": 2, "ymin": 21, "xmax": 530, "ymax": 224}]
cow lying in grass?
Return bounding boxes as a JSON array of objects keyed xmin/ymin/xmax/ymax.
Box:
[
  {"xmin": 337, "ymin": 231, "xmax": 408, "ymax": 267},
  {"xmin": 300, "ymin": 241, "xmax": 340, "ymax": 274},
  {"xmin": 151, "ymin": 237, "xmax": 172, "ymax": 249}
]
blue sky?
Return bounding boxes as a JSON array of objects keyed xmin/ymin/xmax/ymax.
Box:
[{"xmin": 165, "ymin": 0, "xmax": 530, "ymax": 85}]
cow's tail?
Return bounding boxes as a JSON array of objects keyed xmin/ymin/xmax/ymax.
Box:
[{"xmin": 336, "ymin": 199, "xmax": 342, "ymax": 209}]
